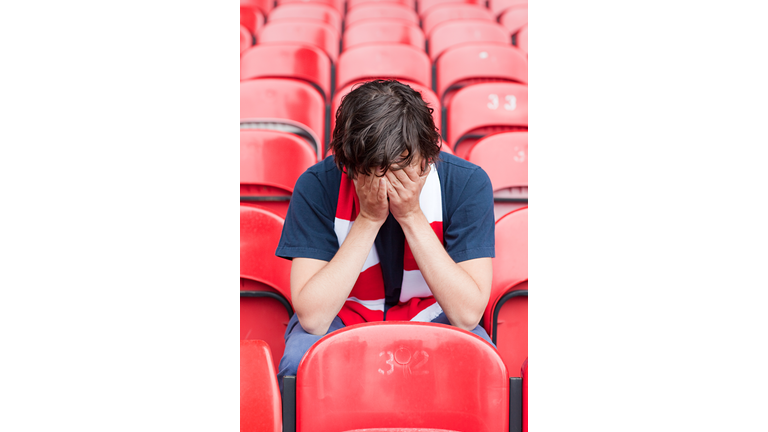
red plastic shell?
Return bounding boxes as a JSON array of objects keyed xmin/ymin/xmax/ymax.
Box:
[
  {"xmin": 466, "ymin": 132, "xmax": 528, "ymax": 219},
  {"xmin": 296, "ymin": 322, "xmax": 509, "ymax": 432},
  {"xmin": 241, "ymin": 340, "xmax": 282, "ymax": 432},
  {"xmin": 347, "ymin": 0, "xmax": 416, "ymax": 12},
  {"xmin": 499, "ymin": 6, "xmax": 527, "ymax": 36},
  {"xmin": 345, "ymin": 4, "xmax": 419, "ymax": 29},
  {"xmin": 240, "ymin": 129, "xmax": 317, "ymax": 194},
  {"xmin": 337, "ymin": 43, "xmax": 431, "ymax": 91},
  {"xmin": 418, "ymin": 0, "xmax": 484, "ymax": 18},
  {"xmin": 269, "ymin": 3, "xmax": 342, "ymax": 34},
  {"xmin": 428, "ymin": 20, "xmax": 509, "ymax": 62},
  {"xmin": 343, "ymin": 20, "xmax": 425, "ymax": 52},
  {"xmin": 489, "ymin": 0, "xmax": 527, "ymax": 17},
  {"xmin": 516, "ymin": 25, "xmax": 528, "ymax": 55},
  {"xmin": 278, "ymin": 0, "xmax": 344, "ymax": 13},
  {"xmin": 240, "ymin": 26, "xmax": 253, "ymax": 56},
  {"xmin": 241, "ymin": 0, "xmax": 268, "ymax": 34},
  {"xmin": 422, "ymin": 4, "xmax": 494, "ymax": 38},
  {"xmin": 240, "ymin": 206, "xmax": 292, "ymax": 303},
  {"xmin": 258, "ymin": 20, "xmax": 340, "ymax": 63}
]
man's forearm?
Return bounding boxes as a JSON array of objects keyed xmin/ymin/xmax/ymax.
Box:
[
  {"xmin": 292, "ymin": 216, "xmax": 382, "ymax": 335},
  {"xmin": 398, "ymin": 211, "xmax": 489, "ymax": 330}
]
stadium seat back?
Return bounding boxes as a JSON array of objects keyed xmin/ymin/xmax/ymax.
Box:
[
  {"xmin": 422, "ymin": 3, "xmax": 494, "ymax": 38},
  {"xmin": 240, "ymin": 129, "xmax": 317, "ymax": 195},
  {"xmin": 336, "ymin": 43, "xmax": 431, "ymax": 91},
  {"xmin": 241, "ymin": 0, "xmax": 268, "ymax": 34},
  {"xmin": 240, "ymin": 25, "xmax": 253, "ymax": 55},
  {"xmin": 348, "ymin": 0, "xmax": 416, "ymax": 12},
  {"xmin": 240, "ymin": 339, "xmax": 282, "ymax": 432},
  {"xmin": 343, "ymin": 19, "xmax": 425, "ymax": 52},
  {"xmin": 240, "ymin": 43, "xmax": 332, "ymax": 103},
  {"xmin": 418, "ymin": 0, "xmax": 484, "ymax": 18},
  {"xmin": 466, "ymin": 132, "xmax": 527, "ymax": 220},
  {"xmin": 278, "ymin": 0, "xmax": 344, "ymax": 13},
  {"xmin": 345, "ymin": 3, "xmax": 419, "ymax": 29},
  {"xmin": 258, "ymin": 20, "xmax": 340, "ymax": 63},
  {"xmin": 516, "ymin": 24, "xmax": 528, "ymax": 55},
  {"xmin": 240, "ymin": 78, "xmax": 325, "ymax": 159},
  {"xmin": 268, "ymin": 3, "xmax": 342, "ymax": 34},
  {"xmin": 500, "ymin": 5, "xmax": 528, "ymax": 36},
  {"xmin": 489, "ymin": 0, "xmax": 527, "ymax": 17},
  {"xmin": 428, "ymin": 19, "xmax": 509, "ymax": 62},
  {"xmin": 296, "ymin": 322, "xmax": 509, "ymax": 431}
]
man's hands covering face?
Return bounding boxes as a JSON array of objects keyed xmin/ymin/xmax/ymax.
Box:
[
  {"xmin": 385, "ymin": 162, "xmax": 430, "ymax": 223},
  {"xmin": 353, "ymin": 172, "xmax": 389, "ymax": 225}
]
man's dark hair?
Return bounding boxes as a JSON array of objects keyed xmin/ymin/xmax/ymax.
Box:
[{"xmin": 330, "ymin": 79, "xmax": 442, "ymax": 179}]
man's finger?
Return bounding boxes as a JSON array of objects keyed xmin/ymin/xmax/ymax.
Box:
[
  {"xmin": 391, "ymin": 167, "xmax": 412, "ymax": 186},
  {"xmin": 378, "ymin": 177, "xmax": 388, "ymax": 202},
  {"xmin": 402, "ymin": 164, "xmax": 420, "ymax": 182}
]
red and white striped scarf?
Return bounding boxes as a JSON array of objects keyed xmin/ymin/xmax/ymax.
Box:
[{"xmin": 334, "ymin": 164, "xmax": 446, "ymax": 326}]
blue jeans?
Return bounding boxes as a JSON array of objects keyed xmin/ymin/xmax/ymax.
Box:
[{"xmin": 277, "ymin": 312, "xmax": 494, "ymax": 392}]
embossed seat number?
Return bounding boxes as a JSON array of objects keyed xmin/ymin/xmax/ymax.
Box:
[{"xmin": 378, "ymin": 347, "xmax": 430, "ymax": 376}]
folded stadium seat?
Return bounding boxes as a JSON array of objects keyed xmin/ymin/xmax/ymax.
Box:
[
  {"xmin": 241, "ymin": 0, "xmax": 267, "ymax": 35},
  {"xmin": 258, "ymin": 20, "xmax": 340, "ymax": 64},
  {"xmin": 489, "ymin": 0, "xmax": 527, "ymax": 17},
  {"xmin": 240, "ymin": 43, "xmax": 332, "ymax": 104},
  {"xmin": 500, "ymin": 5, "xmax": 528, "ymax": 36},
  {"xmin": 421, "ymin": 3, "xmax": 494, "ymax": 39},
  {"xmin": 427, "ymin": 20, "xmax": 510, "ymax": 63},
  {"xmin": 331, "ymin": 79, "xmax": 440, "ymax": 145},
  {"xmin": 240, "ymin": 25, "xmax": 253, "ymax": 56},
  {"xmin": 418, "ymin": 0, "xmax": 485, "ymax": 19},
  {"xmin": 241, "ymin": 340, "xmax": 282, "ymax": 432},
  {"xmin": 240, "ymin": 78, "xmax": 326, "ymax": 159},
  {"xmin": 336, "ymin": 43, "xmax": 431, "ymax": 91},
  {"xmin": 241, "ymin": 206, "xmax": 293, "ymax": 370},
  {"xmin": 240, "ymin": 129, "xmax": 317, "ymax": 217},
  {"xmin": 268, "ymin": 3, "xmax": 342, "ymax": 36},
  {"xmin": 347, "ymin": 0, "xmax": 416, "ymax": 12},
  {"xmin": 344, "ymin": 3, "xmax": 419, "ymax": 29},
  {"xmin": 466, "ymin": 131, "xmax": 527, "ymax": 220},
  {"xmin": 293, "ymin": 322, "xmax": 509, "ymax": 431},
  {"xmin": 515, "ymin": 24, "xmax": 528, "ymax": 55},
  {"xmin": 343, "ymin": 19, "xmax": 425, "ymax": 52},
  {"xmin": 482, "ymin": 207, "xmax": 527, "ymax": 377},
  {"xmin": 278, "ymin": 0, "xmax": 344, "ymax": 14},
  {"xmin": 436, "ymin": 43, "xmax": 527, "ymax": 138},
  {"xmin": 522, "ymin": 358, "xmax": 528, "ymax": 432},
  {"xmin": 446, "ymin": 81, "xmax": 527, "ymax": 158}
]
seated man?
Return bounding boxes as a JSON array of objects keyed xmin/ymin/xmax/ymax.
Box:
[{"xmin": 275, "ymin": 80, "xmax": 495, "ymax": 388}]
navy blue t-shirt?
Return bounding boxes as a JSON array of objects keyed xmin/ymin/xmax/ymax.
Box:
[{"xmin": 276, "ymin": 151, "xmax": 495, "ymax": 307}]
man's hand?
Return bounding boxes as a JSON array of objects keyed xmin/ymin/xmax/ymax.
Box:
[
  {"xmin": 385, "ymin": 163, "xmax": 430, "ymax": 223},
  {"xmin": 353, "ymin": 172, "xmax": 389, "ymax": 225}
]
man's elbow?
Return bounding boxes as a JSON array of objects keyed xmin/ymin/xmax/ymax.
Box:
[
  {"xmin": 450, "ymin": 309, "xmax": 484, "ymax": 332},
  {"xmin": 295, "ymin": 311, "xmax": 332, "ymax": 336}
]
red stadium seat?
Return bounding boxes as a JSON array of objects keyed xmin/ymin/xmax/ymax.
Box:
[
  {"xmin": 240, "ymin": 78, "xmax": 325, "ymax": 159},
  {"xmin": 240, "ymin": 43, "xmax": 332, "ymax": 103},
  {"xmin": 516, "ymin": 24, "xmax": 528, "ymax": 55},
  {"xmin": 422, "ymin": 3, "xmax": 494, "ymax": 39},
  {"xmin": 240, "ymin": 206, "xmax": 293, "ymax": 370},
  {"xmin": 278, "ymin": 0, "xmax": 344, "ymax": 14},
  {"xmin": 345, "ymin": 3, "xmax": 419, "ymax": 29},
  {"xmin": 241, "ymin": 340, "xmax": 282, "ymax": 432},
  {"xmin": 343, "ymin": 19, "xmax": 425, "ymax": 52},
  {"xmin": 240, "ymin": 25, "xmax": 253, "ymax": 55},
  {"xmin": 466, "ymin": 132, "xmax": 528, "ymax": 220},
  {"xmin": 489, "ymin": 0, "xmax": 527, "ymax": 17},
  {"xmin": 336, "ymin": 43, "xmax": 431, "ymax": 91},
  {"xmin": 436, "ymin": 42, "xmax": 528, "ymax": 106},
  {"xmin": 258, "ymin": 20, "xmax": 340, "ymax": 64},
  {"xmin": 418, "ymin": 0, "xmax": 484, "ymax": 18},
  {"xmin": 483, "ymin": 207, "xmax": 527, "ymax": 377},
  {"xmin": 268, "ymin": 3, "xmax": 342, "ymax": 35},
  {"xmin": 522, "ymin": 358, "xmax": 528, "ymax": 432},
  {"xmin": 241, "ymin": 0, "xmax": 268, "ymax": 34},
  {"xmin": 331, "ymin": 79, "xmax": 440, "ymax": 144},
  {"xmin": 295, "ymin": 322, "xmax": 509, "ymax": 431},
  {"xmin": 500, "ymin": 5, "xmax": 528, "ymax": 36},
  {"xmin": 240, "ymin": 129, "xmax": 317, "ymax": 217},
  {"xmin": 427, "ymin": 20, "xmax": 509, "ymax": 62},
  {"xmin": 348, "ymin": 0, "xmax": 415, "ymax": 12},
  {"xmin": 446, "ymin": 82, "xmax": 527, "ymax": 158}
]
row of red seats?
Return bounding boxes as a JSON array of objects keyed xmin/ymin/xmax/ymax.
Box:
[{"xmin": 242, "ymin": 330, "xmax": 528, "ymax": 431}]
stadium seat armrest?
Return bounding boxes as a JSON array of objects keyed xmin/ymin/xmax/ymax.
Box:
[
  {"xmin": 510, "ymin": 377, "xmax": 523, "ymax": 432},
  {"xmin": 283, "ymin": 375, "xmax": 296, "ymax": 432}
]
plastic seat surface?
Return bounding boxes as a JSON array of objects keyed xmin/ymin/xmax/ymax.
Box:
[
  {"xmin": 436, "ymin": 42, "xmax": 528, "ymax": 105},
  {"xmin": 466, "ymin": 132, "xmax": 528, "ymax": 220},
  {"xmin": 278, "ymin": 0, "xmax": 344, "ymax": 13},
  {"xmin": 240, "ymin": 78, "xmax": 325, "ymax": 159},
  {"xmin": 331, "ymin": 79, "xmax": 441, "ymax": 144},
  {"xmin": 240, "ymin": 43, "xmax": 332, "ymax": 103},
  {"xmin": 428, "ymin": 20, "xmax": 509, "ymax": 62},
  {"xmin": 347, "ymin": 0, "xmax": 415, "ymax": 12},
  {"xmin": 418, "ymin": 0, "xmax": 484, "ymax": 18},
  {"xmin": 345, "ymin": 3, "xmax": 419, "ymax": 29},
  {"xmin": 241, "ymin": 0, "xmax": 268, "ymax": 33},
  {"xmin": 490, "ymin": 0, "xmax": 527, "ymax": 17},
  {"xmin": 422, "ymin": 3, "xmax": 494, "ymax": 38},
  {"xmin": 516, "ymin": 25, "xmax": 528, "ymax": 55},
  {"xmin": 240, "ymin": 129, "xmax": 317, "ymax": 196},
  {"xmin": 336, "ymin": 43, "xmax": 431, "ymax": 90},
  {"xmin": 268, "ymin": 3, "xmax": 342, "ymax": 34},
  {"xmin": 343, "ymin": 19, "xmax": 425, "ymax": 52},
  {"xmin": 296, "ymin": 322, "xmax": 509, "ymax": 432},
  {"xmin": 500, "ymin": 5, "xmax": 528, "ymax": 36},
  {"xmin": 241, "ymin": 340, "xmax": 282, "ymax": 432},
  {"xmin": 446, "ymin": 81, "xmax": 528, "ymax": 156},
  {"xmin": 240, "ymin": 26, "xmax": 253, "ymax": 55},
  {"xmin": 258, "ymin": 20, "xmax": 340, "ymax": 63}
]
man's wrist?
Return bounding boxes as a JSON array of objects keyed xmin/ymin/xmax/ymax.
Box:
[{"xmin": 397, "ymin": 209, "xmax": 427, "ymax": 230}]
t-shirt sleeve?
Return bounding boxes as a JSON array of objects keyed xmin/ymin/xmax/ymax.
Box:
[
  {"xmin": 444, "ymin": 167, "xmax": 496, "ymax": 263},
  {"xmin": 275, "ymin": 170, "xmax": 339, "ymax": 262}
]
